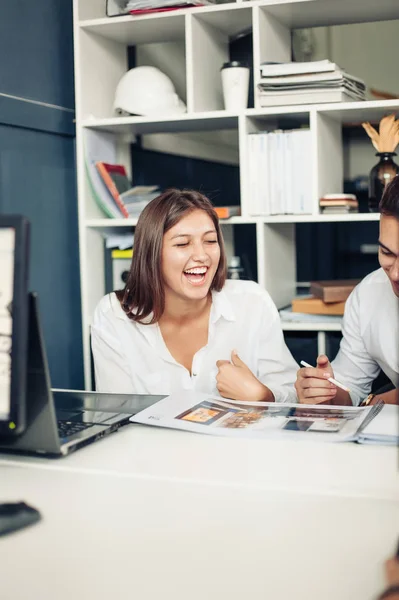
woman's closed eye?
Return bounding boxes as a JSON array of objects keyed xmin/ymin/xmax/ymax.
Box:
[{"xmin": 175, "ymin": 239, "xmax": 217, "ymax": 247}]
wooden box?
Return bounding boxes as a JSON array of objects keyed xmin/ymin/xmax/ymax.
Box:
[{"xmin": 310, "ymin": 280, "xmax": 360, "ymax": 303}]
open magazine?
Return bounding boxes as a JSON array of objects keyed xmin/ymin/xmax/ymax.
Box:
[{"xmin": 130, "ymin": 392, "xmax": 391, "ymax": 444}]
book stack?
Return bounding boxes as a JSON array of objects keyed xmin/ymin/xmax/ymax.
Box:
[
  {"xmin": 258, "ymin": 60, "xmax": 366, "ymax": 107},
  {"xmin": 247, "ymin": 129, "xmax": 312, "ymax": 215},
  {"xmin": 319, "ymin": 193, "xmax": 359, "ymax": 214},
  {"xmin": 95, "ymin": 161, "xmax": 159, "ymax": 219},
  {"xmin": 120, "ymin": 186, "xmax": 160, "ymax": 218}
]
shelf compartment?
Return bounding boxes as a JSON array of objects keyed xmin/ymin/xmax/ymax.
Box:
[
  {"xmin": 79, "ymin": 14, "xmax": 186, "ymax": 44},
  {"xmin": 76, "ymin": 25, "xmax": 187, "ymax": 121},
  {"xmin": 257, "ymin": 221, "xmax": 296, "ymax": 308},
  {"xmin": 187, "ymin": 7, "xmax": 252, "ymax": 112},
  {"xmin": 242, "ymin": 113, "xmax": 313, "ymax": 217},
  {"xmin": 193, "ymin": 5, "xmax": 252, "ymax": 38},
  {"xmin": 317, "ymin": 100, "xmax": 399, "ymax": 125}
]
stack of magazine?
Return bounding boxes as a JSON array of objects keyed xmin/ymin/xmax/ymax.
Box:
[
  {"xmin": 258, "ymin": 60, "xmax": 366, "ymax": 107},
  {"xmin": 131, "ymin": 392, "xmax": 397, "ymax": 445},
  {"xmin": 319, "ymin": 193, "xmax": 359, "ymax": 214}
]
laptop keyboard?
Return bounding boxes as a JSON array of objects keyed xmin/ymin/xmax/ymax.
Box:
[{"xmin": 57, "ymin": 420, "xmax": 94, "ymax": 439}]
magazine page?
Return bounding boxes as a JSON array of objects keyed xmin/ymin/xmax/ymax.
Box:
[
  {"xmin": 357, "ymin": 404, "xmax": 399, "ymax": 446},
  {"xmin": 130, "ymin": 391, "xmax": 374, "ymax": 443}
]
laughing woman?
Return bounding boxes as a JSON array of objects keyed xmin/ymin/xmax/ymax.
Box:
[{"xmin": 91, "ymin": 188, "xmax": 298, "ymax": 402}]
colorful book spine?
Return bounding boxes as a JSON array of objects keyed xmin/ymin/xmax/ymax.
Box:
[{"xmin": 95, "ymin": 162, "xmax": 129, "ymax": 218}]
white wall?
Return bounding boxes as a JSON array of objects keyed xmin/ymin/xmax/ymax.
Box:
[
  {"xmin": 309, "ymin": 21, "xmax": 399, "ymax": 98},
  {"xmin": 299, "ymin": 20, "xmax": 399, "ymax": 179}
]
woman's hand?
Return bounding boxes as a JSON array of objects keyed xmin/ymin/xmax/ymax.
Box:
[{"xmin": 216, "ymin": 350, "xmax": 274, "ymax": 402}]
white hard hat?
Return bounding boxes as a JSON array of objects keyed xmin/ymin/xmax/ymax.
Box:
[{"xmin": 113, "ymin": 66, "xmax": 186, "ymax": 117}]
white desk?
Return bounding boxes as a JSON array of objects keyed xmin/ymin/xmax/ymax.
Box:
[
  {"xmin": 1, "ymin": 425, "xmax": 398, "ymax": 600},
  {"xmin": 1, "ymin": 462, "xmax": 398, "ymax": 600},
  {"xmin": 1, "ymin": 424, "xmax": 398, "ymax": 500}
]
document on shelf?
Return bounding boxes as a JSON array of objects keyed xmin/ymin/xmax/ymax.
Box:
[{"xmin": 130, "ymin": 392, "xmax": 391, "ymax": 444}]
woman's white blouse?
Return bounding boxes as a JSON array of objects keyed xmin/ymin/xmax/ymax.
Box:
[{"xmin": 91, "ymin": 279, "xmax": 299, "ymax": 402}]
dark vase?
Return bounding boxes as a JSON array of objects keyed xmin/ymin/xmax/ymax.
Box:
[{"xmin": 368, "ymin": 152, "xmax": 399, "ymax": 212}]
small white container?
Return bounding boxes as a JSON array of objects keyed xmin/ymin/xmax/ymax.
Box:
[{"xmin": 220, "ymin": 61, "xmax": 250, "ymax": 111}]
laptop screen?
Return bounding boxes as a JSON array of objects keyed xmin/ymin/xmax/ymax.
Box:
[
  {"xmin": 0, "ymin": 216, "xmax": 29, "ymax": 436},
  {"xmin": 0, "ymin": 227, "xmax": 15, "ymax": 421}
]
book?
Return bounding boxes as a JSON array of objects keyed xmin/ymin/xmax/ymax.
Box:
[
  {"xmin": 246, "ymin": 128, "xmax": 312, "ymax": 216},
  {"xmin": 111, "ymin": 249, "xmax": 133, "ymax": 259},
  {"xmin": 260, "ymin": 60, "xmax": 342, "ymax": 77},
  {"xmin": 259, "ymin": 71, "xmax": 365, "ymax": 86},
  {"xmin": 319, "ymin": 199, "xmax": 358, "ymax": 207},
  {"xmin": 85, "ymin": 130, "xmax": 122, "ymax": 219},
  {"xmin": 321, "ymin": 206, "xmax": 359, "ymax": 214},
  {"xmin": 259, "ymin": 90, "xmax": 363, "ymax": 107},
  {"xmin": 357, "ymin": 405, "xmax": 399, "ymax": 445},
  {"xmin": 130, "ymin": 391, "xmax": 387, "ymax": 444},
  {"xmin": 258, "ymin": 78, "xmax": 365, "ymax": 95},
  {"xmin": 320, "ymin": 194, "xmax": 357, "ymax": 202},
  {"xmin": 310, "ymin": 280, "xmax": 361, "ymax": 303},
  {"xmin": 291, "ymin": 296, "xmax": 346, "ymax": 316},
  {"xmin": 96, "ymin": 162, "xmax": 129, "ymax": 218},
  {"xmin": 214, "ymin": 206, "xmax": 241, "ymax": 219}
]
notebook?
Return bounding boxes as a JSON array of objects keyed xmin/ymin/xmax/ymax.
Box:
[{"xmin": 357, "ymin": 404, "xmax": 399, "ymax": 445}]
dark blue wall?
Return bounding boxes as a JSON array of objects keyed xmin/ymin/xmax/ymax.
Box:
[{"xmin": 0, "ymin": 1, "xmax": 83, "ymax": 389}]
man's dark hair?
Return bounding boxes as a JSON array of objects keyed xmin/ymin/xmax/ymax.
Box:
[{"xmin": 379, "ymin": 175, "xmax": 399, "ymax": 218}]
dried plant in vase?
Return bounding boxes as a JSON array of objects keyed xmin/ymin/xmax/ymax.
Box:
[{"xmin": 362, "ymin": 113, "xmax": 399, "ymax": 212}]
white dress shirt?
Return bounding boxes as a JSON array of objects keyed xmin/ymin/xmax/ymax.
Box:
[
  {"xmin": 332, "ymin": 268, "xmax": 399, "ymax": 406},
  {"xmin": 91, "ymin": 279, "xmax": 299, "ymax": 402}
]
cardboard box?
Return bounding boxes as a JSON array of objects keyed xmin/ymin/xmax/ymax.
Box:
[{"xmin": 292, "ymin": 296, "xmax": 346, "ymax": 315}]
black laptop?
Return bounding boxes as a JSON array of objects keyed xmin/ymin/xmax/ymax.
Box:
[{"xmin": 0, "ymin": 215, "xmax": 162, "ymax": 457}]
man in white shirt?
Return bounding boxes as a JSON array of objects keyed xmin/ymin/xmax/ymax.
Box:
[{"xmin": 295, "ymin": 176, "xmax": 399, "ymax": 406}]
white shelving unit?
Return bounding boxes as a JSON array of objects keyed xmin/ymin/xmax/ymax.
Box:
[{"xmin": 73, "ymin": 0, "xmax": 399, "ymax": 388}]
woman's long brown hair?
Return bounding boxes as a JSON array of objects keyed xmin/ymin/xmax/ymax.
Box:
[{"xmin": 115, "ymin": 188, "xmax": 227, "ymax": 323}]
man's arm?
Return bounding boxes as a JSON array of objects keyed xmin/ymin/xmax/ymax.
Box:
[{"xmin": 331, "ymin": 284, "xmax": 381, "ymax": 406}]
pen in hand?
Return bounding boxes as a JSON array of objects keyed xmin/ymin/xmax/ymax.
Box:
[{"xmin": 300, "ymin": 360, "xmax": 351, "ymax": 393}]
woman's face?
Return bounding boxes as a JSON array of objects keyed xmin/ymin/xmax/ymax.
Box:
[{"xmin": 161, "ymin": 209, "xmax": 221, "ymax": 304}]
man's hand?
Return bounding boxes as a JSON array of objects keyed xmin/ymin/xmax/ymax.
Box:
[
  {"xmin": 216, "ymin": 350, "xmax": 274, "ymax": 402},
  {"xmin": 386, "ymin": 557, "xmax": 399, "ymax": 587},
  {"xmin": 376, "ymin": 389, "xmax": 399, "ymax": 405},
  {"xmin": 295, "ymin": 355, "xmax": 338, "ymax": 404},
  {"xmin": 379, "ymin": 558, "xmax": 399, "ymax": 600}
]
